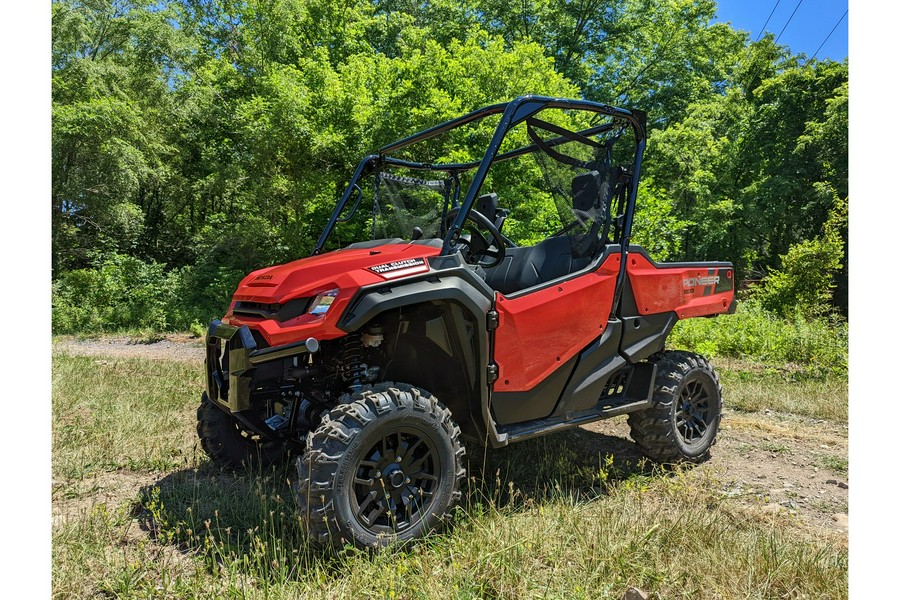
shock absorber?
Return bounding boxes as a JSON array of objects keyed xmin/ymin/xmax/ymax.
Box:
[{"xmin": 339, "ymin": 333, "xmax": 366, "ymax": 391}]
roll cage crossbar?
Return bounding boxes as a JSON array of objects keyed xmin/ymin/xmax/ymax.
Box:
[{"xmin": 313, "ymin": 96, "xmax": 647, "ymax": 291}]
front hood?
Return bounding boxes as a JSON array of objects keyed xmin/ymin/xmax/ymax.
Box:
[{"xmin": 231, "ymin": 243, "xmax": 442, "ymax": 304}]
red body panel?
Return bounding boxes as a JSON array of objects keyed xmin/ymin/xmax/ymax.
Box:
[
  {"xmin": 626, "ymin": 253, "xmax": 734, "ymax": 319},
  {"xmin": 222, "ymin": 244, "xmax": 440, "ymax": 347},
  {"xmin": 493, "ymin": 254, "xmax": 621, "ymax": 392}
]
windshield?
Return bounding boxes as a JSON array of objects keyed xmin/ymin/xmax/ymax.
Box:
[
  {"xmin": 316, "ymin": 98, "xmax": 643, "ymax": 255},
  {"xmin": 325, "ymin": 167, "xmax": 455, "ymax": 251}
]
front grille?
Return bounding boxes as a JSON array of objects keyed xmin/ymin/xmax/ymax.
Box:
[
  {"xmin": 232, "ymin": 297, "xmax": 311, "ymax": 322},
  {"xmin": 234, "ymin": 301, "xmax": 280, "ymax": 315}
]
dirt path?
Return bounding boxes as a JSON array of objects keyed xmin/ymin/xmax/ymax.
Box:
[
  {"xmin": 53, "ymin": 335, "xmax": 848, "ymax": 538},
  {"xmin": 583, "ymin": 413, "xmax": 848, "ymax": 537},
  {"xmin": 53, "ymin": 333, "xmax": 205, "ymax": 362}
]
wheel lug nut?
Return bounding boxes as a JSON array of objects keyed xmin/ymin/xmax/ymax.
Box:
[
  {"xmin": 405, "ymin": 477, "xmax": 411, "ymax": 484},
  {"xmin": 397, "ymin": 456, "xmax": 402, "ymax": 462}
]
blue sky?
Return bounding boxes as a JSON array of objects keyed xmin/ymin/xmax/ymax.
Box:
[{"xmin": 714, "ymin": 0, "xmax": 848, "ymax": 60}]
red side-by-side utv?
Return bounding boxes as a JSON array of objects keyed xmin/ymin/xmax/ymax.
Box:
[{"xmin": 198, "ymin": 96, "xmax": 736, "ymax": 548}]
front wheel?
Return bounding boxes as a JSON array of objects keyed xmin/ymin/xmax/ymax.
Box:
[
  {"xmin": 196, "ymin": 393, "xmax": 286, "ymax": 470},
  {"xmin": 294, "ymin": 383, "xmax": 466, "ymax": 549},
  {"xmin": 627, "ymin": 351, "xmax": 723, "ymax": 463}
]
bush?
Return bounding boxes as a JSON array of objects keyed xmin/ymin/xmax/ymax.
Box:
[
  {"xmin": 51, "ymin": 247, "xmax": 266, "ymax": 335},
  {"xmin": 52, "ymin": 254, "xmax": 179, "ymax": 333},
  {"xmin": 667, "ymin": 300, "xmax": 847, "ymax": 378},
  {"xmin": 753, "ymin": 193, "xmax": 847, "ymax": 318},
  {"xmin": 161, "ymin": 263, "xmax": 247, "ymax": 331}
]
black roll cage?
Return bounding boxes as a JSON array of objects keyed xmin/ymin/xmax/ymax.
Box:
[{"xmin": 313, "ymin": 95, "xmax": 647, "ymax": 316}]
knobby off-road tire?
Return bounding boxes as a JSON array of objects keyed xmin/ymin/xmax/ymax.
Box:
[
  {"xmin": 295, "ymin": 383, "xmax": 466, "ymax": 549},
  {"xmin": 627, "ymin": 351, "xmax": 723, "ymax": 463},
  {"xmin": 196, "ymin": 393, "xmax": 286, "ymax": 470}
]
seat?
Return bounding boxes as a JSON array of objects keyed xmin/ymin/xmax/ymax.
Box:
[
  {"xmin": 481, "ymin": 169, "xmax": 622, "ymax": 295},
  {"xmin": 570, "ymin": 169, "xmax": 616, "ymax": 259},
  {"xmin": 482, "ymin": 235, "xmax": 592, "ymax": 295},
  {"xmin": 477, "ymin": 193, "xmax": 510, "ymax": 233}
]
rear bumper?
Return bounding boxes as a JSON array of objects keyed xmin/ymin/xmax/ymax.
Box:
[{"xmin": 205, "ymin": 319, "xmax": 320, "ymax": 413}]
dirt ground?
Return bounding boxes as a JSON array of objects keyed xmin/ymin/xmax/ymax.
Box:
[
  {"xmin": 583, "ymin": 414, "xmax": 848, "ymax": 535},
  {"xmin": 52, "ymin": 334, "xmax": 849, "ymax": 539},
  {"xmin": 53, "ymin": 333, "xmax": 205, "ymax": 362}
]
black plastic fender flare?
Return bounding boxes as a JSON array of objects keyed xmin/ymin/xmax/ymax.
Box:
[{"xmin": 337, "ymin": 254, "xmax": 508, "ymax": 446}]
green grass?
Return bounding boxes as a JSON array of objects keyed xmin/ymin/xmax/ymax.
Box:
[
  {"xmin": 52, "ymin": 351, "xmax": 848, "ymax": 599},
  {"xmin": 816, "ymin": 454, "xmax": 849, "ymax": 475},
  {"xmin": 52, "ymin": 355, "xmax": 202, "ymax": 480},
  {"xmin": 54, "ymin": 470, "xmax": 848, "ymax": 599},
  {"xmin": 717, "ymin": 363, "xmax": 848, "ymax": 422},
  {"xmin": 668, "ymin": 302, "xmax": 848, "ymax": 379},
  {"xmin": 758, "ymin": 441, "xmax": 790, "ymax": 454}
]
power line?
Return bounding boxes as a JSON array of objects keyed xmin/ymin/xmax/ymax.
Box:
[
  {"xmin": 812, "ymin": 9, "xmax": 848, "ymax": 59},
  {"xmin": 756, "ymin": 0, "xmax": 782, "ymax": 42},
  {"xmin": 774, "ymin": 0, "xmax": 804, "ymax": 44}
]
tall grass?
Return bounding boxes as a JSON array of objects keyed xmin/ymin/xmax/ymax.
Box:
[
  {"xmin": 668, "ymin": 301, "xmax": 848, "ymax": 379},
  {"xmin": 121, "ymin": 465, "xmax": 844, "ymax": 599},
  {"xmin": 52, "ymin": 352, "xmax": 848, "ymax": 599},
  {"xmin": 54, "ymin": 452, "xmax": 849, "ymax": 599},
  {"xmin": 718, "ymin": 367, "xmax": 847, "ymax": 421}
]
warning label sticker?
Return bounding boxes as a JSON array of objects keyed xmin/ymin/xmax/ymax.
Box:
[{"xmin": 368, "ymin": 258, "xmax": 429, "ymax": 279}]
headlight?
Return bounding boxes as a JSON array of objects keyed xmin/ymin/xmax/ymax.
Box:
[{"xmin": 308, "ymin": 288, "xmax": 339, "ymax": 315}]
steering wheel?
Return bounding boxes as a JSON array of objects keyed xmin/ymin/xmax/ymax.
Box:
[{"xmin": 444, "ymin": 207, "xmax": 507, "ymax": 268}]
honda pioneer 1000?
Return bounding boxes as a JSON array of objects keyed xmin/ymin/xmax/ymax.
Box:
[{"xmin": 199, "ymin": 96, "xmax": 736, "ymax": 548}]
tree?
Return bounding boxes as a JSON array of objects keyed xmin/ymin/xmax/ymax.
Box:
[
  {"xmin": 51, "ymin": 0, "xmax": 189, "ymax": 272},
  {"xmin": 50, "ymin": 0, "xmax": 851, "ymax": 331},
  {"xmin": 753, "ymin": 194, "xmax": 847, "ymax": 318},
  {"xmin": 644, "ymin": 44, "xmax": 848, "ymax": 287}
]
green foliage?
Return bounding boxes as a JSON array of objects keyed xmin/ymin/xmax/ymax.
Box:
[
  {"xmin": 51, "ymin": 0, "xmax": 849, "ymax": 332},
  {"xmin": 52, "ymin": 1, "xmax": 189, "ymax": 274},
  {"xmin": 644, "ymin": 49, "xmax": 848, "ymax": 301},
  {"xmin": 668, "ymin": 301, "xmax": 847, "ymax": 379},
  {"xmin": 596, "ymin": 0, "xmax": 747, "ymax": 126},
  {"xmin": 52, "ymin": 253, "xmax": 179, "ymax": 333},
  {"xmin": 753, "ymin": 194, "xmax": 847, "ymax": 318},
  {"xmin": 630, "ymin": 182, "xmax": 692, "ymax": 261}
]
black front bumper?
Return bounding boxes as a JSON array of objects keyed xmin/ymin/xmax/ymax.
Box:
[{"xmin": 205, "ymin": 319, "xmax": 319, "ymax": 413}]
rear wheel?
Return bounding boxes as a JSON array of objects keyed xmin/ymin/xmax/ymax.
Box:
[
  {"xmin": 294, "ymin": 383, "xmax": 465, "ymax": 548},
  {"xmin": 196, "ymin": 393, "xmax": 286, "ymax": 470},
  {"xmin": 627, "ymin": 351, "xmax": 722, "ymax": 463}
]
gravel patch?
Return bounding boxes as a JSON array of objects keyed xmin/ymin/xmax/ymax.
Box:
[{"xmin": 53, "ymin": 334, "xmax": 204, "ymax": 363}]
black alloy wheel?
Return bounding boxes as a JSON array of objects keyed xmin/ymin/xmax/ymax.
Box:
[
  {"xmin": 350, "ymin": 427, "xmax": 440, "ymax": 535},
  {"xmin": 295, "ymin": 383, "xmax": 466, "ymax": 548},
  {"xmin": 627, "ymin": 351, "xmax": 723, "ymax": 463},
  {"xmin": 674, "ymin": 377, "xmax": 714, "ymax": 446}
]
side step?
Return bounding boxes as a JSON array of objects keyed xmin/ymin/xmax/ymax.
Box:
[
  {"xmin": 497, "ymin": 362, "xmax": 656, "ymax": 444},
  {"xmin": 499, "ymin": 399, "xmax": 652, "ymax": 443}
]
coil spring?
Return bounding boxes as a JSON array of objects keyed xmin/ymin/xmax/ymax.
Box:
[{"xmin": 339, "ymin": 333, "xmax": 365, "ymax": 389}]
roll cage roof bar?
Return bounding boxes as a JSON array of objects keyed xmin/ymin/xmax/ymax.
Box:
[{"xmin": 312, "ymin": 95, "xmax": 647, "ymax": 259}]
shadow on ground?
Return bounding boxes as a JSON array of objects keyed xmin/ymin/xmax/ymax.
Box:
[
  {"xmin": 466, "ymin": 425, "xmax": 652, "ymax": 502},
  {"xmin": 135, "ymin": 426, "xmax": 661, "ymax": 570}
]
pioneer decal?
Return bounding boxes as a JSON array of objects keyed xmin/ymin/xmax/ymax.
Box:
[
  {"xmin": 368, "ymin": 257, "xmax": 429, "ymax": 279},
  {"xmin": 683, "ymin": 275, "xmax": 720, "ymax": 288}
]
